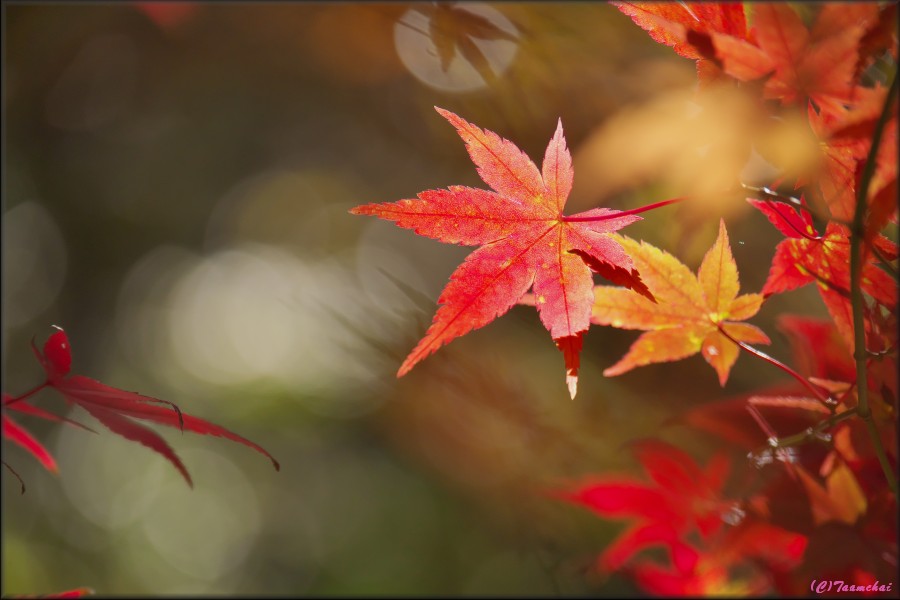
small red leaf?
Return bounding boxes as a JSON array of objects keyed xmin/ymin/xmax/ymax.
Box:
[
  {"xmin": 42, "ymin": 328, "xmax": 72, "ymax": 381},
  {"xmin": 54, "ymin": 375, "xmax": 280, "ymax": 472},
  {"xmin": 2, "ymin": 413, "xmax": 59, "ymax": 473},
  {"xmin": 81, "ymin": 404, "xmax": 194, "ymax": 487},
  {"xmin": 24, "ymin": 327, "xmax": 280, "ymax": 485},
  {"xmin": 746, "ymin": 198, "xmax": 815, "ymax": 240}
]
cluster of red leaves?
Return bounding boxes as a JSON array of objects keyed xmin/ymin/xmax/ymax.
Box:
[
  {"xmin": 616, "ymin": 1, "xmax": 898, "ymax": 225},
  {"xmin": 568, "ymin": 309, "xmax": 896, "ymax": 594},
  {"xmin": 2, "ymin": 327, "xmax": 278, "ymax": 490},
  {"xmin": 551, "ymin": 2, "xmax": 898, "ymax": 595},
  {"xmin": 562, "ymin": 440, "xmax": 806, "ymax": 595}
]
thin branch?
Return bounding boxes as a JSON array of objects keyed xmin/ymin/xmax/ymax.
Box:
[
  {"xmin": 849, "ymin": 71, "xmax": 898, "ymax": 495},
  {"xmin": 3, "ymin": 382, "xmax": 49, "ymax": 407},
  {"xmin": 753, "ymin": 407, "xmax": 859, "ymax": 454},
  {"xmin": 717, "ymin": 324, "xmax": 833, "ymax": 408}
]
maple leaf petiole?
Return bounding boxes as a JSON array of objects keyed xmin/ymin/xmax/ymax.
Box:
[
  {"xmin": 3, "ymin": 382, "xmax": 49, "ymax": 407},
  {"xmin": 849, "ymin": 71, "xmax": 898, "ymax": 495},
  {"xmin": 869, "ymin": 240, "xmax": 899, "ymax": 278},
  {"xmin": 750, "ymin": 406, "xmax": 859, "ymax": 455},
  {"xmin": 716, "ymin": 323, "xmax": 833, "ymax": 408},
  {"xmin": 561, "ymin": 196, "xmax": 685, "ymax": 222}
]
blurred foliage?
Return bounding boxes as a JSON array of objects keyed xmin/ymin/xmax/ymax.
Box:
[{"xmin": 2, "ymin": 2, "xmax": 833, "ymax": 595}]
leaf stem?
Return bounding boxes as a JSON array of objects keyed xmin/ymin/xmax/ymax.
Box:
[
  {"xmin": 3, "ymin": 382, "xmax": 49, "ymax": 407},
  {"xmin": 754, "ymin": 407, "xmax": 859, "ymax": 453},
  {"xmin": 562, "ymin": 196, "xmax": 685, "ymax": 222},
  {"xmin": 716, "ymin": 324, "xmax": 833, "ymax": 408},
  {"xmin": 849, "ymin": 71, "xmax": 898, "ymax": 495},
  {"xmin": 870, "ymin": 242, "xmax": 899, "ymax": 278}
]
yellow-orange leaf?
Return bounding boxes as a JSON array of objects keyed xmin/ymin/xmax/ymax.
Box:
[
  {"xmin": 593, "ymin": 219, "xmax": 769, "ymax": 385},
  {"xmin": 796, "ymin": 462, "xmax": 867, "ymax": 526}
]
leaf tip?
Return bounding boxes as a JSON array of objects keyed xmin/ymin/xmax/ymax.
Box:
[
  {"xmin": 433, "ymin": 106, "xmax": 455, "ymax": 121},
  {"xmin": 396, "ymin": 363, "xmax": 411, "ymax": 378},
  {"xmin": 554, "ymin": 117, "xmax": 565, "ymax": 138},
  {"xmin": 602, "ymin": 364, "xmax": 624, "ymax": 377}
]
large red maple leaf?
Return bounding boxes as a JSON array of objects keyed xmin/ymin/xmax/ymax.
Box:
[{"xmin": 351, "ymin": 108, "xmax": 649, "ymax": 397}]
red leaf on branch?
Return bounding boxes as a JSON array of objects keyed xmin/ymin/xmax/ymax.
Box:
[
  {"xmin": 351, "ymin": 108, "xmax": 646, "ymax": 397},
  {"xmin": 627, "ymin": 520, "xmax": 806, "ymax": 596},
  {"xmin": 592, "ymin": 220, "xmax": 769, "ymax": 385},
  {"xmin": 807, "ymin": 84, "xmax": 898, "ymax": 223},
  {"xmin": 749, "ymin": 198, "xmax": 897, "ymax": 349},
  {"xmin": 561, "ymin": 440, "xmax": 737, "ymax": 569},
  {"xmin": 713, "ymin": 4, "xmax": 878, "ymax": 115},
  {"xmin": 777, "ymin": 315, "xmax": 856, "ymax": 383},
  {"xmin": 613, "ymin": 2, "xmax": 747, "ymax": 82},
  {"xmin": 24, "ymin": 328, "xmax": 279, "ymax": 486},
  {"xmin": 2, "ymin": 410, "xmax": 58, "ymax": 474},
  {"xmin": 561, "ymin": 439, "xmax": 807, "ymax": 595},
  {"xmin": 4, "ymin": 392, "xmax": 96, "ymax": 433}
]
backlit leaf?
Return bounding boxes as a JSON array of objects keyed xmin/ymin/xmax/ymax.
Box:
[
  {"xmin": 593, "ymin": 220, "xmax": 768, "ymax": 385},
  {"xmin": 352, "ymin": 108, "xmax": 646, "ymax": 397}
]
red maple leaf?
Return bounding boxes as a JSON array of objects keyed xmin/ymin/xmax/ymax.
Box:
[
  {"xmin": 351, "ymin": 107, "xmax": 650, "ymax": 397},
  {"xmin": 807, "ymin": 84, "xmax": 898, "ymax": 224},
  {"xmin": 5, "ymin": 327, "xmax": 279, "ymax": 487},
  {"xmin": 612, "ymin": 2, "xmax": 747, "ymax": 83},
  {"xmin": 627, "ymin": 520, "xmax": 807, "ymax": 596},
  {"xmin": 560, "ymin": 440, "xmax": 737, "ymax": 570},
  {"xmin": 592, "ymin": 220, "xmax": 769, "ymax": 385},
  {"xmin": 748, "ymin": 198, "xmax": 897, "ymax": 349},
  {"xmin": 3, "ymin": 390, "xmax": 95, "ymax": 491},
  {"xmin": 560, "ymin": 440, "xmax": 807, "ymax": 595},
  {"xmin": 2, "ymin": 411, "xmax": 58, "ymax": 475},
  {"xmin": 712, "ymin": 4, "xmax": 878, "ymax": 116}
]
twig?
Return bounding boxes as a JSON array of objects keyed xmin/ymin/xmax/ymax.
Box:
[{"xmin": 849, "ymin": 71, "xmax": 898, "ymax": 495}]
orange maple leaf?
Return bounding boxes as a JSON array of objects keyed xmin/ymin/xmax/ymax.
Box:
[
  {"xmin": 613, "ymin": 1, "xmax": 748, "ymax": 83},
  {"xmin": 712, "ymin": 4, "xmax": 878, "ymax": 115},
  {"xmin": 351, "ymin": 107, "xmax": 649, "ymax": 397},
  {"xmin": 593, "ymin": 219, "xmax": 769, "ymax": 385}
]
